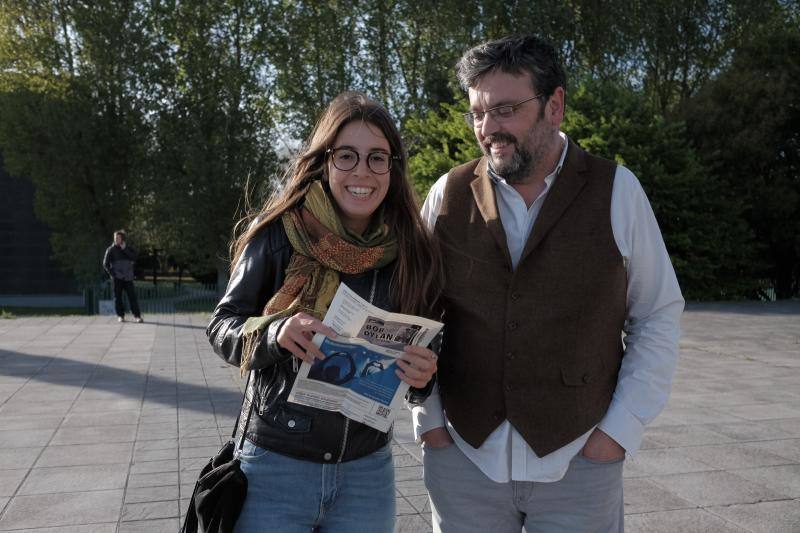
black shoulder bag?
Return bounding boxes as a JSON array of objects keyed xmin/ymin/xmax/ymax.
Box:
[{"xmin": 181, "ymin": 372, "xmax": 255, "ymax": 533}]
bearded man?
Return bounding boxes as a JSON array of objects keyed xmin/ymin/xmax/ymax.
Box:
[{"xmin": 414, "ymin": 34, "xmax": 684, "ymax": 533}]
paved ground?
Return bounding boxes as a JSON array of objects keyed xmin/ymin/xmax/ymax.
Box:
[{"xmin": 0, "ymin": 301, "xmax": 798, "ymax": 532}]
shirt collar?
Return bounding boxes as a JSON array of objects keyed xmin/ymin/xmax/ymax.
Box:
[{"xmin": 488, "ymin": 131, "xmax": 569, "ymax": 188}]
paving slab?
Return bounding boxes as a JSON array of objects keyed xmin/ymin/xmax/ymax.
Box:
[
  {"xmin": 0, "ymin": 302, "xmax": 797, "ymax": 532},
  {"xmin": 708, "ymin": 499, "xmax": 800, "ymax": 533},
  {"xmin": 647, "ymin": 470, "xmax": 787, "ymax": 506},
  {"xmin": 681, "ymin": 442, "xmax": 795, "ymax": 470},
  {"xmin": 117, "ymin": 518, "xmax": 178, "ymax": 532},
  {"xmin": 18, "ymin": 464, "xmax": 129, "ymax": 495},
  {"xmin": 6, "ymin": 526, "xmax": 116, "ymax": 533},
  {"xmin": 0, "ymin": 447, "xmax": 42, "ymax": 470},
  {"xmin": 626, "ymin": 508, "xmax": 750, "ymax": 532},
  {"xmin": 730, "ymin": 464, "xmax": 800, "ymax": 498},
  {"xmin": 0, "ymin": 490, "xmax": 124, "ymax": 529},
  {"xmin": 0, "ymin": 470, "xmax": 27, "ymax": 498}
]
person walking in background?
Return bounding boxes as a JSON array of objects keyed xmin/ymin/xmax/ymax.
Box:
[
  {"xmin": 102, "ymin": 230, "xmax": 143, "ymax": 323},
  {"xmin": 207, "ymin": 91, "xmax": 443, "ymax": 532},
  {"xmin": 415, "ymin": 34, "xmax": 684, "ymax": 532}
]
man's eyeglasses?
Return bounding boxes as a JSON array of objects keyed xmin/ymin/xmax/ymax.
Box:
[
  {"xmin": 326, "ymin": 148, "xmax": 398, "ymax": 175},
  {"xmin": 463, "ymin": 94, "xmax": 543, "ymax": 127}
]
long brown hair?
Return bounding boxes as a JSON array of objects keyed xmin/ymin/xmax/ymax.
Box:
[{"xmin": 231, "ymin": 91, "xmax": 443, "ymax": 318}]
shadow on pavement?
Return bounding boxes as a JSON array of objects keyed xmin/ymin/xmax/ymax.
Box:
[
  {"xmin": 0, "ymin": 350, "xmax": 241, "ymax": 416},
  {"xmin": 144, "ymin": 320, "xmax": 209, "ymax": 331},
  {"xmin": 685, "ymin": 300, "xmax": 800, "ymax": 316}
]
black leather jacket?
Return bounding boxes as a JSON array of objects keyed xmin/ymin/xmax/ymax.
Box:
[{"xmin": 207, "ymin": 219, "xmax": 429, "ymax": 463}]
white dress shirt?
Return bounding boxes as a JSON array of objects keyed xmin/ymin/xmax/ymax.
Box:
[{"xmin": 412, "ymin": 132, "xmax": 684, "ymax": 483}]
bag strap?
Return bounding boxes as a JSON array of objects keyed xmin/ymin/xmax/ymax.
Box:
[{"xmin": 231, "ymin": 371, "xmax": 256, "ymax": 451}]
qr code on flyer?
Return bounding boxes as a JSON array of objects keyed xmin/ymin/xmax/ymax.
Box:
[{"xmin": 375, "ymin": 405, "xmax": 391, "ymax": 419}]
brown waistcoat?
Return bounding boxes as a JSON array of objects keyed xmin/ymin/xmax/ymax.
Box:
[{"xmin": 434, "ymin": 141, "xmax": 627, "ymax": 457}]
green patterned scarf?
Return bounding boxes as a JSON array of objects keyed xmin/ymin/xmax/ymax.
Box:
[{"xmin": 240, "ymin": 181, "xmax": 397, "ymax": 372}]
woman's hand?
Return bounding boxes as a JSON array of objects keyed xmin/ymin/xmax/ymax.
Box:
[
  {"xmin": 277, "ymin": 312, "xmax": 337, "ymax": 365},
  {"xmin": 395, "ymin": 345, "xmax": 438, "ymax": 389}
]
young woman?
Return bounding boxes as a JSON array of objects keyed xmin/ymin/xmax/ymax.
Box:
[{"xmin": 207, "ymin": 91, "xmax": 443, "ymax": 533}]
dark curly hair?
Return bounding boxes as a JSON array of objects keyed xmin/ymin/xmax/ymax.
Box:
[{"xmin": 456, "ymin": 34, "xmax": 566, "ymax": 102}]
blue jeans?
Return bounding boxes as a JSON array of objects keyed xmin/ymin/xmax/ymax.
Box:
[{"xmin": 233, "ymin": 440, "xmax": 395, "ymax": 533}]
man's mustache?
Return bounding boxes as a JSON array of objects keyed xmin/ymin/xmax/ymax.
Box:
[{"xmin": 482, "ymin": 132, "xmax": 518, "ymax": 150}]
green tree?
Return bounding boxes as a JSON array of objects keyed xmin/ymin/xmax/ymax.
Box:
[
  {"xmin": 265, "ymin": 1, "xmax": 361, "ymax": 139},
  {"xmin": 374, "ymin": 0, "xmax": 478, "ymax": 117},
  {"xmin": 1, "ymin": 0, "xmax": 793, "ymax": 300},
  {"xmin": 684, "ymin": 9, "xmax": 800, "ymax": 298},
  {"xmin": 404, "ymin": 94, "xmax": 479, "ymax": 197},
  {"xmin": 0, "ymin": 1, "xmax": 282, "ymax": 286},
  {"xmin": 564, "ymin": 79, "xmax": 761, "ymax": 299},
  {"xmin": 629, "ymin": 0, "xmax": 743, "ymax": 113},
  {"xmin": 142, "ymin": 1, "xmax": 278, "ymax": 283},
  {"xmin": 0, "ymin": 0, "xmax": 155, "ymax": 284}
]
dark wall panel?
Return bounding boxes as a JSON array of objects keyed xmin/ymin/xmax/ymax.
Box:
[{"xmin": 0, "ymin": 164, "xmax": 77, "ymax": 294}]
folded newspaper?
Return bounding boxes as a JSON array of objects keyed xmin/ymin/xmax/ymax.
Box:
[{"xmin": 287, "ymin": 283, "xmax": 443, "ymax": 432}]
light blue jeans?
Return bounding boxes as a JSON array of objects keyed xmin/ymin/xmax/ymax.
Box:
[{"xmin": 233, "ymin": 440, "xmax": 395, "ymax": 533}]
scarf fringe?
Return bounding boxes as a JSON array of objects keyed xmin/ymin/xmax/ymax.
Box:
[{"xmin": 240, "ymin": 328, "xmax": 260, "ymax": 376}]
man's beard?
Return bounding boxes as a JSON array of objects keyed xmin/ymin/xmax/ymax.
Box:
[{"xmin": 482, "ymin": 132, "xmax": 535, "ymax": 185}]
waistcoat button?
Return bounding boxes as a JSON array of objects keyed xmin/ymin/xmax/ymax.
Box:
[
  {"xmin": 505, "ymin": 351, "xmax": 514, "ymax": 360},
  {"xmin": 510, "ymin": 292, "xmax": 520, "ymax": 301},
  {"xmin": 323, "ymin": 452, "xmax": 332, "ymax": 461},
  {"xmin": 505, "ymin": 383, "xmax": 513, "ymax": 391},
  {"xmin": 582, "ymin": 374, "xmax": 592, "ymax": 384},
  {"xmin": 507, "ymin": 321, "xmax": 518, "ymax": 331}
]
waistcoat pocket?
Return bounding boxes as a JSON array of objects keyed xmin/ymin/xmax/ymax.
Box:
[{"xmin": 560, "ymin": 364, "xmax": 605, "ymax": 387}]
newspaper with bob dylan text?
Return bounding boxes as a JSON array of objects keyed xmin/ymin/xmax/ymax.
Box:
[{"xmin": 287, "ymin": 283, "xmax": 443, "ymax": 432}]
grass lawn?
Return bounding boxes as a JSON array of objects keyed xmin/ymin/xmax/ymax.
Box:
[{"xmin": 0, "ymin": 307, "xmax": 86, "ymax": 318}]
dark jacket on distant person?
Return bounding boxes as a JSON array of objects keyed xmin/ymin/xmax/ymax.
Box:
[{"xmin": 102, "ymin": 244, "xmax": 137, "ymax": 281}]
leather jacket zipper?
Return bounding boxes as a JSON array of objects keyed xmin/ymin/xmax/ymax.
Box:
[
  {"xmin": 368, "ymin": 268, "xmax": 378, "ymax": 303},
  {"xmin": 337, "ymin": 268, "xmax": 379, "ymax": 462},
  {"xmin": 337, "ymin": 417, "xmax": 351, "ymax": 463},
  {"xmin": 257, "ymin": 365, "xmax": 278, "ymax": 416}
]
